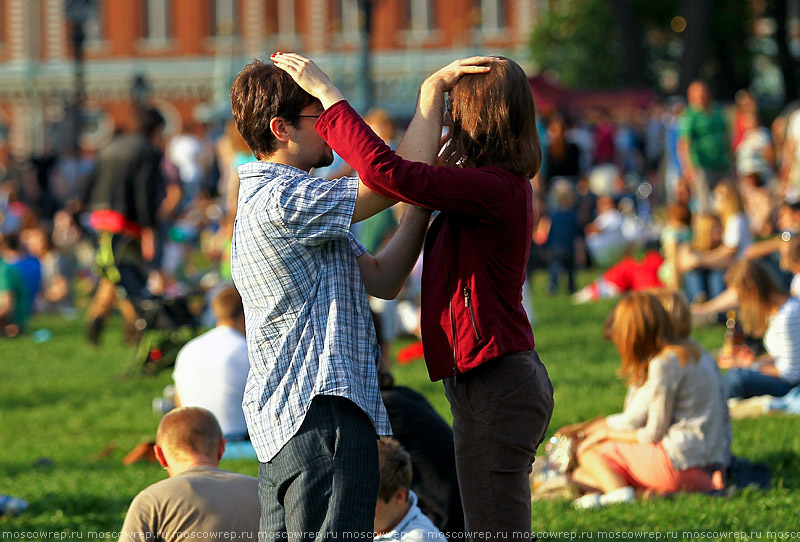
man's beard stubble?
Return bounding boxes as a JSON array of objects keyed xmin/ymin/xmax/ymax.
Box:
[{"xmin": 312, "ymin": 148, "xmax": 334, "ymax": 170}]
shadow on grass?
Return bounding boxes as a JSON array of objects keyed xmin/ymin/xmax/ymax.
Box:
[
  {"xmin": 756, "ymin": 450, "xmax": 800, "ymax": 490},
  {"xmin": 0, "ymin": 456, "xmax": 157, "ymax": 480},
  {"xmin": 0, "ymin": 389, "xmax": 83, "ymax": 411}
]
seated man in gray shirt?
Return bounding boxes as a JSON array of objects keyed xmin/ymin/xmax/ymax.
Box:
[{"xmin": 119, "ymin": 407, "xmax": 259, "ymax": 541}]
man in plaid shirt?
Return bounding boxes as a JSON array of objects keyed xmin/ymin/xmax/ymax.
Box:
[{"xmin": 229, "ymin": 60, "xmax": 430, "ymax": 537}]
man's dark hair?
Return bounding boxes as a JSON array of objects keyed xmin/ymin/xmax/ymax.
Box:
[
  {"xmin": 377, "ymin": 437, "xmax": 412, "ymax": 503},
  {"xmin": 135, "ymin": 108, "xmax": 166, "ymax": 139},
  {"xmin": 229, "ymin": 59, "xmax": 317, "ymax": 160}
]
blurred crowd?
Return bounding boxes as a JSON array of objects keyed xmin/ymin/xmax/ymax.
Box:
[
  {"xmin": 2, "ymin": 76, "xmax": 800, "ymax": 531},
  {"xmin": 0, "ymin": 114, "xmax": 254, "ymax": 338},
  {"xmin": 2, "ymin": 81, "xmax": 800, "ymax": 340}
]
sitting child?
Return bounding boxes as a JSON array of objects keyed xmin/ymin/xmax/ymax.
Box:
[
  {"xmin": 374, "ymin": 437, "xmax": 444, "ymax": 541},
  {"xmin": 562, "ymin": 292, "xmax": 729, "ymax": 508}
]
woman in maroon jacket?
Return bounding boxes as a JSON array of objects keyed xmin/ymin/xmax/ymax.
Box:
[{"xmin": 273, "ymin": 53, "xmax": 553, "ymax": 537}]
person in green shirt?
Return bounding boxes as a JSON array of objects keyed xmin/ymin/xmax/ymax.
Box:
[
  {"xmin": 678, "ymin": 81, "xmax": 731, "ymax": 212},
  {"xmin": 0, "ymin": 257, "xmax": 30, "ymax": 336}
]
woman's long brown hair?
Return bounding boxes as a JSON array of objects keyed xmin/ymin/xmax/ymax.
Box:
[
  {"xmin": 440, "ymin": 57, "xmax": 542, "ymax": 179},
  {"xmin": 608, "ymin": 292, "xmax": 700, "ymax": 386},
  {"xmin": 725, "ymin": 260, "xmax": 785, "ymax": 337}
]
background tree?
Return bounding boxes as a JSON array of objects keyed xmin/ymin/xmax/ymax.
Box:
[{"xmin": 529, "ymin": 0, "xmax": 753, "ymax": 100}]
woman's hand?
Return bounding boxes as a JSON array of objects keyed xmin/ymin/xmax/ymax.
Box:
[
  {"xmin": 677, "ymin": 245, "xmax": 700, "ymax": 273},
  {"xmin": 577, "ymin": 428, "xmax": 608, "ymax": 458},
  {"xmin": 423, "ymin": 56, "xmax": 494, "ymax": 93},
  {"xmin": 270, "ymin": 52, "xmax": 345, "ymax": 109}
]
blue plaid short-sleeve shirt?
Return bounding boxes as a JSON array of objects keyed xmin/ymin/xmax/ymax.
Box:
[{"xmin": 231, "ymin": 161, "xmax": 391, "ymax": 462}]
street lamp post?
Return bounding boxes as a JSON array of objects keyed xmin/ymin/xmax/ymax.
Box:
[
  {"xmin": 64, "ymin": 0, "xmax": 95, "ymax": 152},
  {"xmin": 356, "ymin": 0, "xmax": 374, "ymax": 112}
]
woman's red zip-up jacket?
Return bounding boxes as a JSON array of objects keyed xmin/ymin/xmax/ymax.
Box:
[{"xmin": 317, "ymin": 101, "xmax": 535, "ymax": 382}]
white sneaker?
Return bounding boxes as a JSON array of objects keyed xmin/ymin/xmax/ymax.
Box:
[
  {"xmin": 599, "ymin": 486, "xmax": 635, "ymax": 506},
  {"xmin": 573, "ymin": 493, "xmax": 602, "ymax": 509}
]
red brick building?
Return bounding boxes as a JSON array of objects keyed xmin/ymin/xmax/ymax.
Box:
[{"xmin": 0, "ymin": 0, "xmax": 544, "ymax": 156}]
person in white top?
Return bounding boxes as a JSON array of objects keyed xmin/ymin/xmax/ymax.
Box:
[
  {"xmin": 781, "ymin": 234, "xmax": 800, "ymax": 298},
  {"xmin": 570, "ymin": 291, "xmax": 729, "ymax": 509},
  {"xmin": 173, "ymin": 286, "xmax": 250, "ymax": 439},
  {"xmin": 585, "ymin": 195, "xmax": 627, "ymax": 267},
  {"xmin": 682, "ymin": 181, "xmax": 752, "ymax": 304},
  {"xmin": 167, "ymin": 126, "xmax": 207, "ymax": 206},
  {"xmin": 720, "ymin": 260, "xmax": 800, "ymax": 399},
  {"xmin": 374, "ymin": 438, "xmax": 444, "ymax": 542}
]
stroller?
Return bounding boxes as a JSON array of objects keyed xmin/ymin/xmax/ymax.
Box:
[
  {"xmin": 130, "ymin": 293, "xmax": 198, "ymax": 374},
  {"xmin": 89, "ymin": 229, "xmax": 200, "ymax": 375}
]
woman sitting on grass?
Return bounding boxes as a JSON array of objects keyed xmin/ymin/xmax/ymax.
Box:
[
  {"xmin": 682, "ymin": 181, "xmax": 752, "ymax": 304},
  {"xmin": 567, "ymin": 291, "xmax": 729, "ymax": 508},
  {"xmin": 718, "ymin": 260, "xmax": 800, "ymax": 399}
]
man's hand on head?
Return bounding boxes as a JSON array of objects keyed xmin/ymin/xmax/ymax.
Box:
[{"xmin": 270, "ymin": 53, "xmax": 345, "ymax": 109}]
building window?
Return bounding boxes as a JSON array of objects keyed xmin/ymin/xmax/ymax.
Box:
[
  {"xmin": 265, "ymin": 0, "xmax": 299, "ymax": 46},
  {"xmin": 209, "ymin": 0, "xmax": 239, "ymax": 37},
  {"xmin": 403, "ymin": 0, "xmax": 436, "ymax": 33},
  {"xmin": 141, "ymin": 0, "xmax": 172, "ymax": 42},
  {"xmin": 473, "ymin": 0, "xmax": 508, "ymax": 32},
  {"xmin": 85, "ymin": 0, "xmax": 105, "ymax": 43},
  {"xmin": 331, "ymin": 0, "xmax": 358, "ymax": 36}
]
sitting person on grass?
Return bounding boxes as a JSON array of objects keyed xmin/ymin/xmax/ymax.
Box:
[
  {"xmin": 171, "ymin": 285, "xmax": 254, "ymax": 459},
  {"xmin": 681, "ymin": 181, "xmax": 752, "ymax": 304},
  {"xmin": 781, "ymin": 233, "xmax": 800, "ymax": 297},
  {"xmin": 567, "ymin": 292, "xmax": 729, "ymax": 508},
  {"xmin": 0, "ymin": 251, "xmax": 28, "ymax": 337},
  {"xmin": 571, "ymin": 209, "xmax": 713, "ymax": 304},
  {"xmin": 119, "ymin": 407, "xmax": 259, "ymax": 541},
  {"xmin": 374, "ymin": 437, "xmax": 444, "ymax": 542},
  {"xmin": 24, "ymin": 227, "xmax": 74, "ymax": 315},
  {"xmin": 715, "ymin": 260, "xmax": 800, "ymax": 399},
  {"xmin": 381, "ymin": 384, "xmax": 464, "ymax": 535}
]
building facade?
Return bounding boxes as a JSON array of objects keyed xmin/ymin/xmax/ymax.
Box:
[{"xmin": 0, "ymin": 0, "xmax": 545, "ymax": 156}]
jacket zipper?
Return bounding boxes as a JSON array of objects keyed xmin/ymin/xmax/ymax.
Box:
[{"xmin": 463, "ymin": 286, "xmax": 481, "ymax": 341}]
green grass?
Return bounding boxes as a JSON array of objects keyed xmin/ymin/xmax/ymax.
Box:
[{"xmin": 2, "ymin": 271, "xmax": 799, "ymax": 539}]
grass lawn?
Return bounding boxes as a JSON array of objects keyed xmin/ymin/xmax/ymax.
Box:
[{"xmin": 2, "ymin": 272, "xmax": 799, "ymax": 539}]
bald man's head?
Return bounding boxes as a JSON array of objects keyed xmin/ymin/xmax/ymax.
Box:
[
  {"xmin": 211, "ymin": 286, "xmax": 244, "ymax": 325},
  {"xmin": 156, "ymin": 407, "xmax": 223, "ymax": 461}
]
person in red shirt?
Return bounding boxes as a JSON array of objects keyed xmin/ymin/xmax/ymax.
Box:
[{"xmin": 273, "ymin": 53, "xmax": 554, "ymax": 539}]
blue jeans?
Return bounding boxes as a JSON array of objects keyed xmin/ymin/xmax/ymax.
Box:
[
  {"xmin": 724, "ymin": 368, "xmax": 796, "ymax": 399},
  {"xmin": 683, "ymin": 268, "xmax": 726, "ymax": 304},
  {"xmin": 257, "ymin": 395, "xmax": 379, "ymax": 540}
]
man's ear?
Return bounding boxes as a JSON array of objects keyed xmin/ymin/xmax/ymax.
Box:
[
  {"xmin": 395, "ymin": 487, "xmax": 409, "ymax": 505},
  {"xmin": 154, "ymin": 445, "xmax": 168, "ymax": 469},
  {"xmin": 218, "ymin": 439, "xmax": 226, "ymax": 462},
  {"xmin": 269, "ymin": 117, "xmax": 291, "ymax": 143}
]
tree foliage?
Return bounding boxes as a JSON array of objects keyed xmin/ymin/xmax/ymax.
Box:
[
  {"xmin": 529, "ymin": 0, "xmax": 625, "ymax": 89},
  {"xmin": 529, "ymin": 0, "xmax": 753, "ymax": 98}
]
